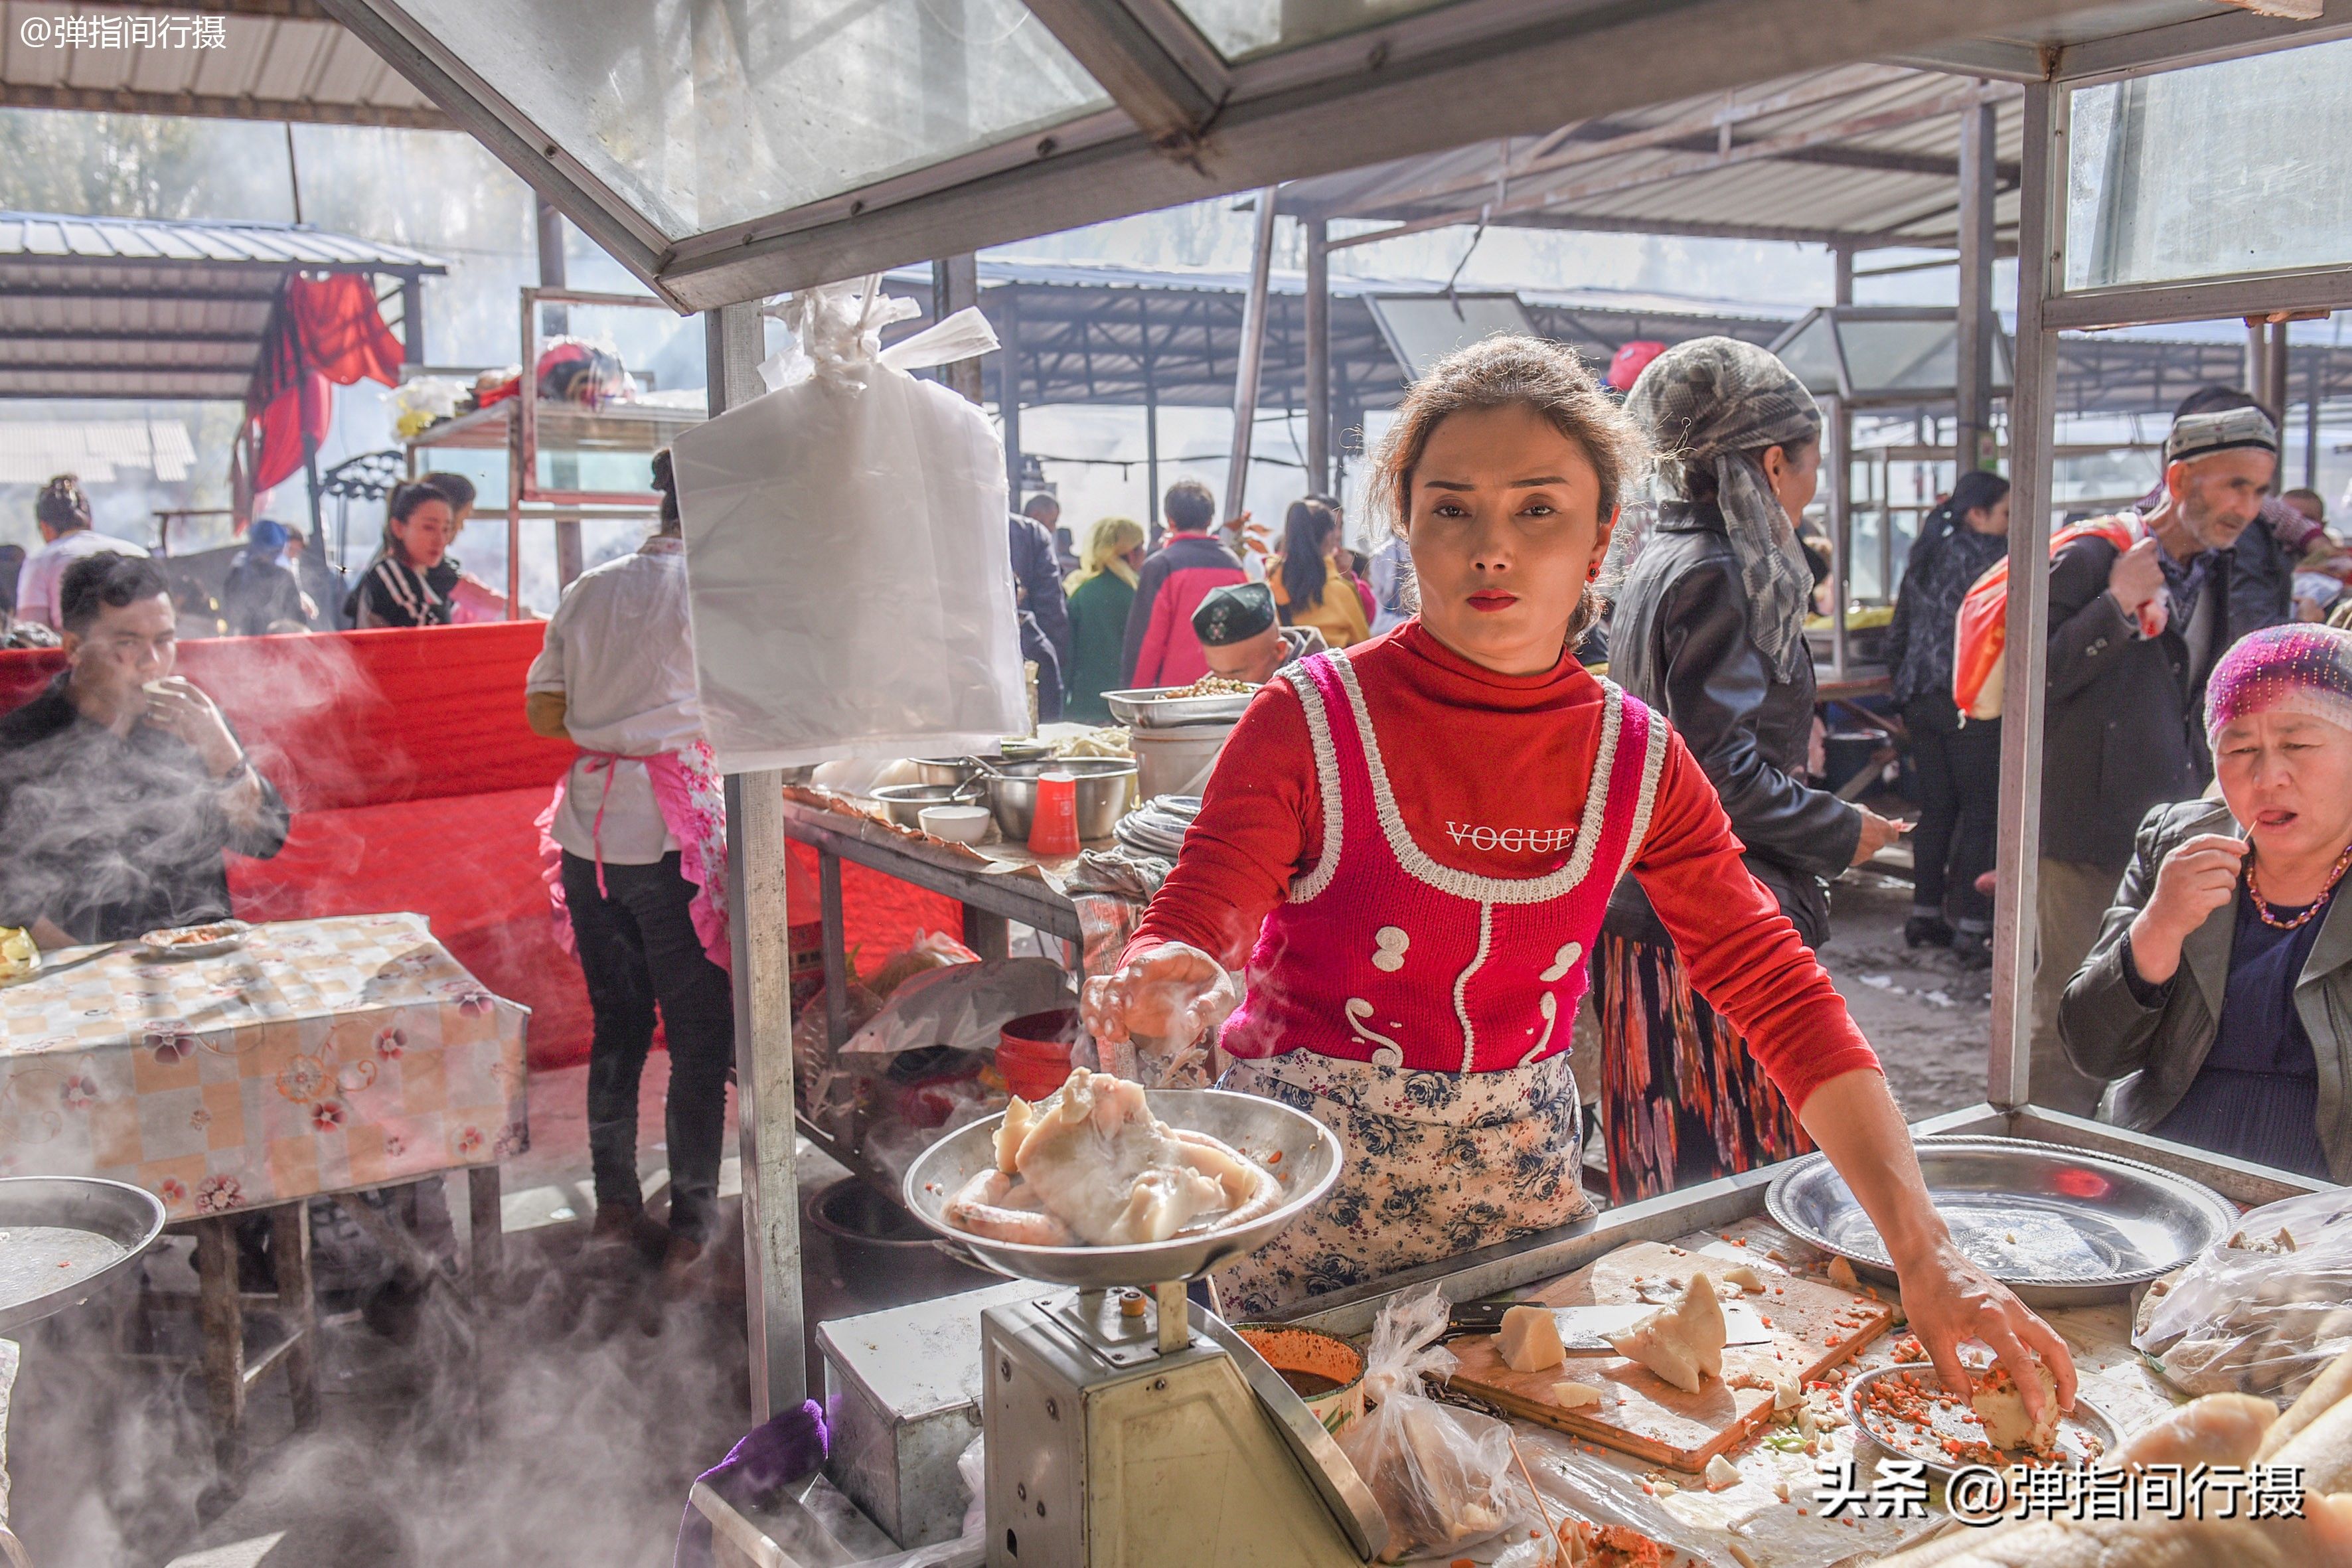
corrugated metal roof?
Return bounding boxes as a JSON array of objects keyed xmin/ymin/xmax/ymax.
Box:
[
  {"xmin": 0, "ymin": 1, "xmax": 447, "ymax": 129},
  {"xmin": 0, "ymin": 210, "xmax": 445, "ymax": 400},
  {"xmin": 0, "ymin": 418, "xmax": 195, "ymax": 483},
  {"xmin": 1281, "ymin": 63, "xmax": 2028, "ymax": 254}
]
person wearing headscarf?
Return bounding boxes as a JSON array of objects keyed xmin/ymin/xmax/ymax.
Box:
[
  {"xmin": 1882, "ymin": 470, "xmax": 2010, "ymax": 965},
  {"xmin": 221, "ymin": 518, "xmax": 319, "ymax": 637},
  {"xmin": 2061, "ymin": 624, "xmax": 2352, "ymax": 1180},
  {"xmin": 1597, "ymin": 337, "xmax": 1903, "ymax": 1202},
  {"xmin": 1061, "ymin": 516, "xmax": 1147, "ymax": 723},
  {"xmin": 2033, "ymin": 401, "xmax": 2277, "ymax": 1116}
]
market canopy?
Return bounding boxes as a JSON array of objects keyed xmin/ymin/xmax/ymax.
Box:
[
  {"xmin": 0, "ymin": 210, "xmax": 445, "ymax": 401},
  {"xmin": 311, "ymin": 0, "xmax": 2286, "ymax": 311},
  {"xmin": 0, "ymin": 0, "xmax": 448, "ymax": 127}
]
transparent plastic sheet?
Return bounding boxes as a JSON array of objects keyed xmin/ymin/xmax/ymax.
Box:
[
  {"xmin": 1337, "ymin": 1286, "xmax": 1534, "ymax": 1562},
  {"xmin": 2135, "ymin": 1186, "xmax": 2352, "ymax": 1401},
  {"xmin": 675, "ymin": 277, "xmax": 1024, "ymax": 771},
  {"xmin": 840, "ymin": 957, "xmax": 1073, "ymax": 1056}
]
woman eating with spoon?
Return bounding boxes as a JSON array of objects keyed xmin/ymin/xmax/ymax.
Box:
[{"xmin": 1081, "ymin": 335, "xmax": 2073, "ymax": 1431}]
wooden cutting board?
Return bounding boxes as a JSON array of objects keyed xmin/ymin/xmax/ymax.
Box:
[{"xmin": 1448, "ymin": 1241, "xmax": 1894, "ymax": 1472}]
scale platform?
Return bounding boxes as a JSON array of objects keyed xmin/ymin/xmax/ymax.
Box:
[{"xmin": 904, "ymin": 1087, "xmax": 1388, "ymax": 1567}]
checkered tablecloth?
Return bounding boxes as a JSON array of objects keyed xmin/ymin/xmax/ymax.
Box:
[{"xmin": 0, "ymin": 913, "xmax": 528, "ymax": 1220}]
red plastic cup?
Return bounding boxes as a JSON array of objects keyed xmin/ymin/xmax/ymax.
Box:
[
  {"xmin": 998, "ymin": 1006, "xmax": 1079, "ymax": 1101},
  {"xmin": 1027, "ymin": 771, "xmax": 1081, "ymax": 857}
]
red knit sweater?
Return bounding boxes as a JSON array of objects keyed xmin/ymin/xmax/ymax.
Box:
[{"xmin": 1124, "ymin": 622, "xmax": 1880, "ymax": 1115}]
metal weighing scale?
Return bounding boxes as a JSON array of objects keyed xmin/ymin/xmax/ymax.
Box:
[{"xmin": 905, "ymin": 1089, "xmax": 1389, "ymax": 1567}]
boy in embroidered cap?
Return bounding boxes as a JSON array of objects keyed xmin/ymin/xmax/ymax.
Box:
[{"xmin": 1190, "ymin": 581, "xmax": 1326, "ymax": 684}]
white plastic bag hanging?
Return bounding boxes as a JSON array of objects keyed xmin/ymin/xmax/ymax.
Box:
[{"xmin": 672, "ymin": 278, "xmax": 1026, "ymax": 771}]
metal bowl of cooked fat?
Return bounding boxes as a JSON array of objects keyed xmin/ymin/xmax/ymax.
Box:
[
  {"xmin": 0, "ymin": 1176, "xmax": 168, "ymax": 1334},
  {"xmin": 902, "ymin": 1081, "xmax": 1342, "ymax": 1290},
  {"xmin": 1103, "ymin": 684, "xmax": 1258, "ymax": 729},
  {"xmin": 1766, "ymin": 1135, "xmax": 2238, "ymax": 1306},
  {"xmin": 137, "ymin": 919, "xmax": 251, "ymax": 960}
]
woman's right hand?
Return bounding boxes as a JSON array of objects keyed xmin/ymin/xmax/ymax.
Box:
[
  {"xmin": 1081, "ymin": 942, "xmax": 1238, "ymax": 1048},
  {"xmin": 1850, "ymin": 808, "xmax": 1905, "ymax": 866},
  {"xmin": 2127, "ymin": 833, "xmax": 2247, "ymax": 984}
]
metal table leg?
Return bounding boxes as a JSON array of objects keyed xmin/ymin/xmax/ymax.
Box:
[
  {"xmin": 820, "ymin": 849, "xmax": 849, "ymax": 1050},
  {"xmin": 270, "ymin": 1204, "xmax": 319, "ymax": 1431},
  {"xmin": 193, "ymin": 1215, "xmax": 245, "ymax": 1482},
  {"xmin": 961, "ymin": 904, "xmax": 1008, "ymax": 961},
  {"xmin": 468, "ymin": 1166, "xmax": 505, "ymax": 1294}
]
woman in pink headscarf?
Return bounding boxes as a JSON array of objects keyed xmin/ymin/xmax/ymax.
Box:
[{"xmin": 2061, "ymin": 623, "xmax": 2352, "ymax": 1180}]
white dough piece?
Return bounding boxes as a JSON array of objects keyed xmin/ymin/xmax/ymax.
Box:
[
  {"xmin": 1608, "ymin": 1271, "xmax": 1729, "ymax": 1394},
  {"xmin": 1703, "ymin": 1454, "xmax": 1740, "ymax": 1491},
  {"xmin": 1826, "ymin": 1257, "xmax": 1860, "ymax": 1291},
  {"xmin": 1550, "ymin": 1380, "xmax": 1605, "ymax": 1409},
  {"xmin": 1972, "ymin": 1361, "xmax": 2061, "ymax": 1452},
  {"xmin": 1499, "ymin": 1304, "xmax": 1567, "ymax": 1373},
  {"xmin": 1723, "ymin": 1263, "xmax": 1766, "ymax": 1293}
]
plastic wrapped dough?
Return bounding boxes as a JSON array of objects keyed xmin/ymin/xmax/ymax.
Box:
[{"xmin": 2136, "ymin": 1188, "xmax": 2352, "ymax": 1401}]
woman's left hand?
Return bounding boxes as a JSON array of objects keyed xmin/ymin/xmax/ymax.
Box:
[{"xmin": 1895, "ymin": 1237, "xmax": 2077, "ymax": 1427}]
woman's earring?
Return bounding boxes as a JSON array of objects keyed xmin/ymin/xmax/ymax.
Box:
[{"xmin": 1586, "ymin": 562, "xmax": 1602, "ymax": 584}]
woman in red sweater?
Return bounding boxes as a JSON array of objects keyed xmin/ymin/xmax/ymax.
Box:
[{"xmin": 1083, "ymin": 337, "xmax": 2071, "ymax": 1419}]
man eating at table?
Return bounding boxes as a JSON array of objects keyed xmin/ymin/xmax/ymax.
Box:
[{"xmin": 0, "ymin": 552, "xmax": 290, "ymax": 947}]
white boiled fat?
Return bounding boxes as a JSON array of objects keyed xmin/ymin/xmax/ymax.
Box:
[{"xmin": 1498, "ymin": 1304, "xmax": 1567, "ymax": 1373}]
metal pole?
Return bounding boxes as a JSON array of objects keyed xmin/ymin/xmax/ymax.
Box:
[
  {"xmin": 1956, "ymin": 98, "xmax": 1998, "ymax": 475},
  {"xmin": 540, "ymin": 198, "xmax": 582, "ymax": 587},
  {"xmin": 2245, "ymin": 321, "xmax": 2268, "ymax": 412},
  {"xmin": 933, "ymin": 255, "xmax": 982, "ymax": 405},
  {"xmin": 1304, "ymin": 216, "xmax": 1331, "ymax": 496},
  {"xmin": 2308, "ymin": 351, "xmax": 2323, "ymax": 492},
  {"xmin": 1224, "ymin": 187, "xmax": 1281, "ymax": 538},
  {"xmin": 2268, "ymin": 321, "xmax": 2291, "ymax": 494},
  {"xmin": 400, "ymin": 277, "xmax": 425, "ymax": 367},
  {"xmin": 1826, "ymin": 392, "xmax": 1849, "ymax": 681},
  {"xmin": 1990, "ymin": 81, "xmax": 2064, "ymax": 1113},
  {"xmin": 708, "ymin": 301, "xmax": 807, "ymax": 1422},
  {"xmin": 1000, "ymin": 287, "xmax": 1024, "ymax": 507},
  {"xmin": 1833, "ymin": 246, "xmax": 1853, "ymax": 307},
  {"xmin": 1137, "ymin": 290, "xmax": 1161, "ymax": 535}
]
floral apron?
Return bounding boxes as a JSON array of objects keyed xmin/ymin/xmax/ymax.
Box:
[
  {"xmin": 534, "ymin": 737, "xmax": 732, "ymax": 973},
  {"xmin": 1215, "ymin": 650, "xmax": 1666, "ymax": 1318}
]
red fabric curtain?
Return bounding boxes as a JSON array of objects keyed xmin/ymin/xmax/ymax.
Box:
[{"xmin": 246, "ymin": 274, "xmax": 408, "ymax": 495}]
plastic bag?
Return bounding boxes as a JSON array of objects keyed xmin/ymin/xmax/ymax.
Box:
[
  {"xmin": 840, "ymin": 957, "xmax": 1071, "ymax": 1056},
  {"xmin": 2135, "ymin": 1186, "xmax": 2352, "ymax": 1401},
  {"xmin": 672, "ymin": 278, "xmax": 1024, "ymax": 771},
  {"xmin": 1336, "ymin": 1285, "xmax": 1527, "ymax": 1562}
]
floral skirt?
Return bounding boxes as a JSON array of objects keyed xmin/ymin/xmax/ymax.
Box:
[
  {"xmin": 1591, "ymin": 932, "xmax": 1812, "ymax": 1206},
  {"xmin": 1215, "ymin": 1049, "xmax": 1592, "ymax": 1320}
]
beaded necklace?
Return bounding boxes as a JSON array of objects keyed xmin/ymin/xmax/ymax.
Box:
[{"xmin": 2246, "ymin": 838, "xmax": 2352, "ymax": 931}]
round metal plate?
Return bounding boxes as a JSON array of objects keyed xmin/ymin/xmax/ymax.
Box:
[
  {"xmin": 1766, "ymin": 1136, "xmax": 2237, "ymax": 1306},
  {"xmin": 137, "ymin": 919, "xmax": 251, "ymax": 960},
  {"xmin": 902, "ymin": 1087, "xmax": 1342, "ymax": 1289},
  {"xmin": 1845, "ymin": 1362, "xmax": 2120, "ymax": 1482},
  {"xmin": 0, "ymin": 1176, "xmax": 167, "ymax": 1334}
]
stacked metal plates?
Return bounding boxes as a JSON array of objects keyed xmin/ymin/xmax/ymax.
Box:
[
  {"xmin": 1103, "ymin": 687, "xmax": 1256, "ymax": 728},
  {"xmin": 1115, "ymin": 795, "xmax": 1200, "ymax": 858}
]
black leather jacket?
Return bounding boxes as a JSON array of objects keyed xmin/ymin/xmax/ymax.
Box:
[{"xmin": 1605, "ymin": 501, "xmax": 1861, "ymax": 947}]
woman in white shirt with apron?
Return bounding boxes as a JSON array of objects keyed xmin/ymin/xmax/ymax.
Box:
[{"xmin": 526, "ymin": 448, "xmax": 733, "ymax": 1276}]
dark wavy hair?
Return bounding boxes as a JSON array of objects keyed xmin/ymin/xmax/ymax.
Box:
[
  {"xmin": 37, "ymin": 473, "xmax": 92, "ymax": 534},
  {"xmin": 1277, "ymin": 498, "xmax": 1340, "ymax": 623}
]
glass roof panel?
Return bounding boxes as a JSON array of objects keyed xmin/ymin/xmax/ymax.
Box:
[
  {"xmin": 398, "ymin": 0, "xmax": 1110, "ymax": 242},
  {"xmin": 1172, "ymin": 0, "xmax": 1455, "ymax": 62},
  {"xmin": 2065, "ymin": 37, "xmax": 2352, "ymax": 291},
  {"xmin": 1364, "ymin": 292, "xmax": 1535, "ymax": 381},
  {"xmin": 1773, "ymin": 313, "xmax": 1845, "ymax": 398}
]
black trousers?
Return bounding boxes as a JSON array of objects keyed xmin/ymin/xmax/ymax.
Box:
[
  {"xmin": 1903, "ymin": 694, "xmax": 2001, "ymax": 927},
  {"xmin": 561, "ymin": 850, "xmax": 734, "ymax": 1243}
]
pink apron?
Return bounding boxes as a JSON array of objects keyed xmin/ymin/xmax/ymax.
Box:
[
  {"xmin": 536, "ymin": 738, "xmax": 732, "ymax": 973},
  {"xmin": 1217, "ymin": 649, "xmax": 1666, "ymax": 1316}
]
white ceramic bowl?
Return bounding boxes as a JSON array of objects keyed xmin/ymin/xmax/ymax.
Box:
[{"xmin": 919, "ymin": 805, "xmax": 993, "ymax": 844}]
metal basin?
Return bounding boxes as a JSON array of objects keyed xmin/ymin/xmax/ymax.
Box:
[
  {"xmin": 0, "ymin": 1176, "xmax": 168, "ymax": 1334},
  {"xmin": 902, "ymin": 1087, "xmax": 1342, "ymax": 1289},
  {"xmin": 983, "ymin": 758, "xmax": 1137, "ymax": 843},
  {"xmin": 1766, "ymin": 1135, "xmax": 2238, "ymax": 1306},
  {"xmin": 869, "ymin": 782, "xmax": 978, "ymax": 828}
]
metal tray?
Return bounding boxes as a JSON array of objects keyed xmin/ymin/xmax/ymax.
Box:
[
  {"xmin": 137, "ymin": 918, "xmax": 251, "ymax": 959},
  {"xmin": 1766, "ymin": 1136, "xmax": 2237, "ymax": 1306},
  {"xmin": 902, "ymin": 1087, "xmax": 1342, "ymax": 1289},
  {"xmin": 0, "ymin": 1176, "xmax": 168, "ymax": 1334},
  {"xmin": 1102, "ymin": 687, "xmax": 1256, "ymax": 729},
  {"xmin": 1845, "ymin": 1362, "xmax": 2119, "ymax": 1482}
]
